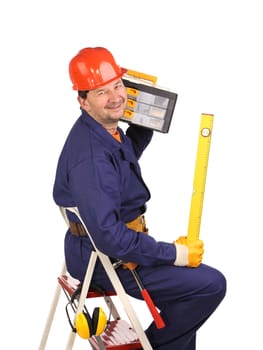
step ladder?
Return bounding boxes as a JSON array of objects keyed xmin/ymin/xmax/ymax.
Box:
[{"xmin": 39, "ymin": 206, "xmax": 153, "ymax": 350}]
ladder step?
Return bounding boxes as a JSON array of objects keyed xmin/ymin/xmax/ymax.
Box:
[
  {"xmin": 89, "ymin": 319, "xmax": 142, "ymax": 350},
  {"xmin": 58, "ymin": 274, "xmax": 116, "ymax": 298}
]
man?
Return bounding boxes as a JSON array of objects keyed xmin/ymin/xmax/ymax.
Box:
[{"xmin": 53, "ymin": 47, "xmax": 226, "ymax": 349}]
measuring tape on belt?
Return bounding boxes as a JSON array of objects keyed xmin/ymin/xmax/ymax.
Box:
[{"xmin": 187, "ymin": 113, "xmax": 214, "ymax": 241}]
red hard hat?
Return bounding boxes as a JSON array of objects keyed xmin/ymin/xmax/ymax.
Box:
[{"xmin": 69, "ymin": 47, "xmax": 126, "ymax": 90}]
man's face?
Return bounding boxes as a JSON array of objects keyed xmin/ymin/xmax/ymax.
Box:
[{"xmin": 79, "ymin": 78, "xmax": 127, "ymax": 127}]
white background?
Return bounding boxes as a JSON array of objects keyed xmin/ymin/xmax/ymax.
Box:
[{"xmin": 1, "ymin": 1, "xmax": 262, "ymax": 349}]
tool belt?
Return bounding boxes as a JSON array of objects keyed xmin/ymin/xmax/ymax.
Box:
[
  {"xmin": 125, "ymin": 214, "xmax": 148, "ymax": 234},
  {"xmin": 69, "ymin": 214, "xmax": 148, "ymax": 237},
  {"xmin": 69, "ymin": 214, "xmax": 148, "ymax": 270},
  {"xmin": 68, "ymin": 221, "xmax": 87, "ymax": 237}
]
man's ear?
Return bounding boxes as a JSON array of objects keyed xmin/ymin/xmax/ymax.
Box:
[
  {"xmin": 77, "ymin": 96, "xmax": 86, "ymax": 108},
  {"xmin": 78, "ymin": 95, "xmax": 91, "ymax": 113}
]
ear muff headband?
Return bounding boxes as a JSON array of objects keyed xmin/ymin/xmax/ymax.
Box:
[{"xmin": 75, "ymin": 307, "xmax": 107, "ymax": 339}]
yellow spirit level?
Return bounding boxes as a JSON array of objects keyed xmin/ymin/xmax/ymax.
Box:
[{"xmin": 187, "ymin": 113, "xmax": 214, "ymax": 241}]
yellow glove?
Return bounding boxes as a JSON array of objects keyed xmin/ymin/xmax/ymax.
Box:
[{"xmin": 173, "ymin": 236, "xmax": 204, "ymax": 267}]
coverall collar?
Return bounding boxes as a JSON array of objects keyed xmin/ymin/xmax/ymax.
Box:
[{"xmin": 80, "ymin": 109, "xmax": 140, "ymax": 171}]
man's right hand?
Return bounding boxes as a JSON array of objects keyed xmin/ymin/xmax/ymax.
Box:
[{"xmin": 173, "ymin": 236, "xmax": 204, "ymax": 267}]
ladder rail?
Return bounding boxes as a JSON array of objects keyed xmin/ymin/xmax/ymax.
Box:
[
  {"xmin": 65, "ymin": 251, "xmax": 98, "ymax": 350},
  {"xmin": 64, "ymin": 206, "xmax": 153, "ymax": 350},
  {"xmin": 39, "ymin": 263, "xmax": 67, "ymax": 350}
]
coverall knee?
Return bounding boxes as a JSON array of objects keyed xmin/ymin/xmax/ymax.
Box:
[{"xmin": 93, "ymin": 263, "xmax": 226, "ymax": 350}]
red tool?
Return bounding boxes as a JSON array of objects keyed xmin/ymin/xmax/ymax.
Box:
[{"xmin": 130, "ymin": 269, "xmax": 165, "ymax": 329}]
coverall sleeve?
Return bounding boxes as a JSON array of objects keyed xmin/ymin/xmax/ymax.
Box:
[
  {"xmin": 68, "ymin": 157, "xmax": 176, "ymax": 267},
  {"xmin": 126, "ymin": 125, "xmax": 153, "ymax": 159}
]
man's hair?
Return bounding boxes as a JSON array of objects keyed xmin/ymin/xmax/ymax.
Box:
[{"xmin": 78, "ymin": 91, "xmax": 89, "ymax": 99}]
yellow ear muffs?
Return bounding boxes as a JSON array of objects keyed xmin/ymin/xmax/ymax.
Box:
[
  {"xmin": 92, "ymin": 307, "xmax": 107, "ymax": 335},
  {"xmin": 75, "ymin": 312, "xmax": 92, "ymax": 339},
  {"xmin": 75, "ymin": 307, "xmax": 107, "ymax": 339}
]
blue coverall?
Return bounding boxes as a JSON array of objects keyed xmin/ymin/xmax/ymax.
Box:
[{"xmin": 53, "ymin": 109, "xmax": 226, "ymax": 350}]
